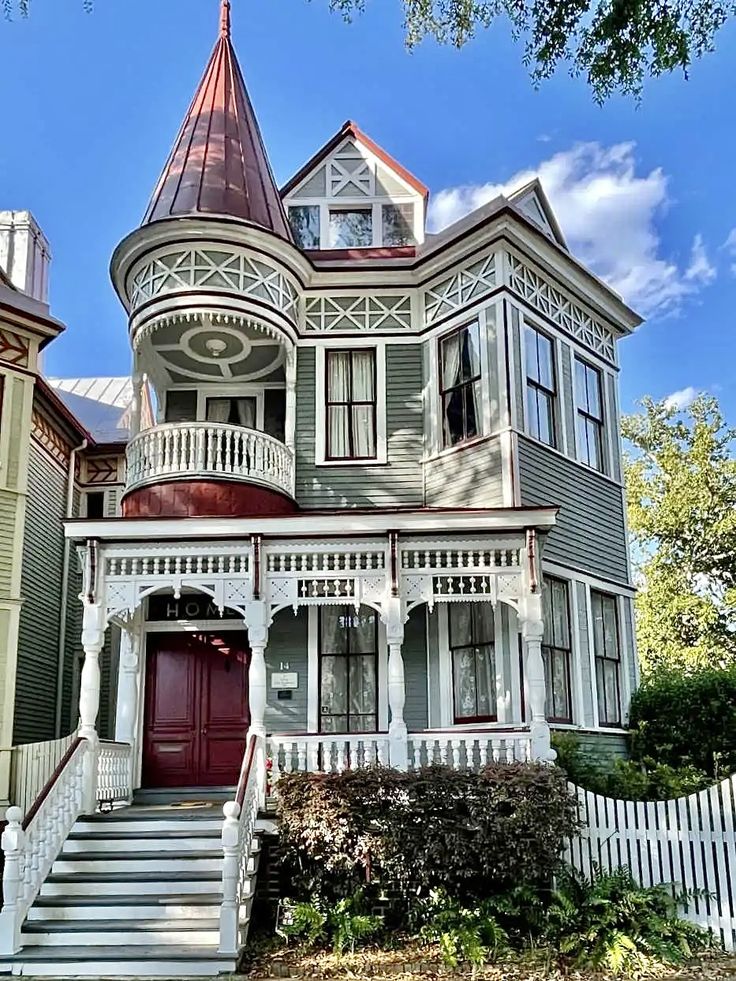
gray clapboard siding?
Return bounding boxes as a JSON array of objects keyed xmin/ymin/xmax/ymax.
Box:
[
  {"xmin": 424, "ymin": 437, "xmax": 504, "ymax": 507},
  {"xmin": 518, "ymin": 436, "xmax": 629, "ymax": 583},
  {"xmin": 555, "ymin": 728, "xmax": 629, "ymax": 766},
  {"xmin": 14, "ymin": 445, "xmax": 66, "ymax": 743},
  {"xmin": 402, "ymin": 606, "xmax": 428, "ymax": 731},
  {"xmin": 295, "ymin": 346, "xmax": 424, "ymax": 508},
  {"xmin": 265, "ymin": 608, "xmax": 308, "ymax": 733}
]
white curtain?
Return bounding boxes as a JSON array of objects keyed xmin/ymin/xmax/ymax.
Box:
[
  {"xmin": 441, "ymin": 333, "xmax": 462, "ymax": 391},
  {"xmin": 206, "ymin": 399, "xmax": 230, "ymax": 424},
  {"xmin": 327, "ymin": 353, "xmax": 351, "ymax": 457},
  {"xmin": 352, "ymin": 351, "xmax": 375, "ymax": 458},
  {"xmin": 235, "ymin": 398, "xmax": 256, "ymax": 429}
]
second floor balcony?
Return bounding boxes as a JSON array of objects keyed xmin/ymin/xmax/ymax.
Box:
[{"xmin": 124, "ymin": 421, "xmax": 295, "ymax": 511}]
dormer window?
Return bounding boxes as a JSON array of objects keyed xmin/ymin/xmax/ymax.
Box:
[
  {"xmin": 288, "ymin": 205, "xmax": 320, "ymax": 249},
  {"xmin": 382, "ymin": 204, "xmax": 414, "ymax": 247},
  {"xmin": 329, "ymin": 209, "xmax": 372, "ymax": 249}
]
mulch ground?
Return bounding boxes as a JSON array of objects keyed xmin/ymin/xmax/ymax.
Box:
[{"xmin": 238, "ymin": 940, "xmax": 736, "ymax": 980}]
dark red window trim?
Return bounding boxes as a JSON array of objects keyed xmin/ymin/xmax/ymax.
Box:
[{"xmin": 449, "ymin": 602, "xmax": 497, "ymax": 724}]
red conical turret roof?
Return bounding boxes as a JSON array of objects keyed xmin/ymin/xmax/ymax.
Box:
[{"xmin": 143, "ymin": 0, "xmax": 291, "ymax": 240}]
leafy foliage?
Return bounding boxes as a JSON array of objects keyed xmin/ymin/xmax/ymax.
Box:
[
  {"xmin": 419, "ymin": 892, "xmax": 510, "ymax": 968},
  {"xmin": 552, "ymin": 731, "xmax": 711, "ymax": 800},
  {"xmin": 277, "ymin": 764, "xmax": 577, "ymax": 918},
  {"xmin": 5, "ymin": 0, "xmax": 733, "ymax": 100},
  {"xmin": 280, "ymin": 894, "xmax": 382, "ymax": 954},
  {"xmin": 543, "ymin": 866, "xmax": 714, "ymax": 973},
  {"xmin": 623, "ymin": 395, "xmax": 736, "ymax": 674}
]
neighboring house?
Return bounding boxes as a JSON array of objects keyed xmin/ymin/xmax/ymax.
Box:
[{"xmin": 0, "ymin": 2, "xmax": 639, "ymax": 974}]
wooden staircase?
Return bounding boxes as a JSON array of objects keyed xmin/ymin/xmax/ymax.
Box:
[{"xmin": 0, "ymin": 794, "xmax": 261, "ymax": 977}]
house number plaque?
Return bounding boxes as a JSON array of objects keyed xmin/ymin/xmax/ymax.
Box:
[{"xmin": 271, "ymin": 672, "xmax": 298, "ymax": 690}]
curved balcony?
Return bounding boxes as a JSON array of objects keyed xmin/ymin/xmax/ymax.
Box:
[{"xmin": 125, "ymin": 422, "xmax": 295, "ymax": 503}]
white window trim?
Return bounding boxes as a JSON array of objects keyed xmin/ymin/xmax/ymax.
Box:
[
  {"xmin": 432, "ymin": 315, "xmax": 491, "ymax": 457},
  {"xmin": 314, "ymin": 342, "xmax": 388, "ymax": 467},
  {"xmin": 519, "ymin": 315, "xmax": 563, "ymax": 453},
  {"xmin": 163, "ymin": 383, "xmax": 282, "ymax": 431},
  {"xmin": 287, "ymin": 196, "xmax": 420, "ymax": 250},
  {"xmin": 437, "ymin": 602, "xmax": 506, "ymax": 727},
  {"xmin": 571, "ymin": 355, "xmax": 609, "ymax": 476}
]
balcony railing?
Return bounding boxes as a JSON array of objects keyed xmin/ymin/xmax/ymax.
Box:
[{"xmin": 125, "ymin": 422, "xmax": 295, "ymax": 497}]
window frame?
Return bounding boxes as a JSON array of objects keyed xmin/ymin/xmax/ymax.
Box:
[
  {"xmin": 449, "ymin": 602, "xmax": 497, "ymax": 724},
  {"xmin": 542, "ymin": 575, "xmax": 573, "ymax": 724},
  {"xmin": 438, "ymin": 320, "xmax": 484, "ymax": 450},
  {"xmin": 524, "ymin": 323, "xmax": 557, "ymax": 448},
  {"xmin": 324, "ymin": 348, "xmax": 378, "ymax": 462},
  {"xmin": 317, "ymin": 605, "xmax": 379, "ymax": 734},
  {"xmin": 327, "ymin": 206, "xmax": 374, "ymax": 249},
  {"xmin": 575, "ymin": 357, "xmax": 606, "ymax": 472},
  {"xmin": 287, "ymin": 204, "xmax": 321, "ymax": 250},
  {"xmin": 381, "ymin": 203, "xmax": 415, "ymax": 247},
  {"xmin": 591, "ymin": 589, "xmax": 622, "ymax": 728}
]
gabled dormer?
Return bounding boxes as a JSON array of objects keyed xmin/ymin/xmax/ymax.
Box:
[{"xmin": 281, "ymin": 121, "xmax": 428, "ymax": 252}]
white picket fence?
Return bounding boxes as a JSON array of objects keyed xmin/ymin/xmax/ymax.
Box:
[{"xmin": 566, "ymin": 776, "xmax": 736, "ymax": 951}]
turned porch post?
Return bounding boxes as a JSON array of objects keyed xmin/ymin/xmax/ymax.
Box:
[
  {"xmin": 79, "ymin": 599, "xmax": 107, "ymax": 812},
  {"xmin": 384, "ymin": 595, "xmax": 408, "ymax": 770},
  {"xmin": 520, "ymin": 529, "xmax": 555, "ymax": 763},
  {"xmin": 284, "ymin": 347, "xmax": 297, "ymax": 456},
  {"xmin": 115, "ymin": 616, "xmax": 142, "ymax": 795},
  {"xmin": 130, "ymin": 364, "xmax": 144, "ymax": 438},
  {"xmin": 244, "ymin": 599, "xmax": 270, "ymax": 739}
]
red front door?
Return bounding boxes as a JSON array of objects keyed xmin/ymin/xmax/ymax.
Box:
[{"xmin": 142, "ymin": 632, "xmax": 250, "ymax": 788}]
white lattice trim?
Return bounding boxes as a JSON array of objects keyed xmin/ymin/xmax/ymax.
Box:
[
  {"xmin": 304, "ymin": 293, "xmax": 413, "ymax": 332},
  {"xmin": 133, "ymin": 309, "xmax": 292, "ymax": 350},
  {"xmin": 507, "ymin": 253, "xmax": 617, "ymax": 362},
  {"xmin": 127, "ymin": 246, "xmax": 299, "ymax": 317},
  {"xmin": 424, "ymin": 252, "xmax": 498, "ymax": 325}
]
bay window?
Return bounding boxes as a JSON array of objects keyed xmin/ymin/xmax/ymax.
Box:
[
  {"xmin": 319, "ymin": 606, "xmax": 378, "ymax": 733},
  {"xmin": 591, "ymin": 590, "xmax": 622, "ymax": 726},
  {"xmin": 329, "ymin": 209, "xmax": 372, "ymax": 248},
  {"xmin": 326, "ymin": 349, "xmax": 377, "ymax": 460},
  {"xmin": 439, "ymin": 321, "xmax": 482, "ymax": 448},
  {"xmin": 450, "ymin": 602, "xmax": 496, "ymax": 723},
  {"xmin": 542, "ymin": 576, "xmax": 572, "ymax": 723},
  {"xmin": 525, "ymin": 324, "xmax": 556, "ymax": 447},
  {"xmin": 576, "ymin": 358, "xmax": 605, "ymax": 471}
]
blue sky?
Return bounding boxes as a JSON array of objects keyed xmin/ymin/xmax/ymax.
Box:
[{"xmin": 2, "ymin": 0, "xmax": 735, "ymax": 417}]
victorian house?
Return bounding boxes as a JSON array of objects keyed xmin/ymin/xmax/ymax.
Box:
[{"xmin": 0, "ymin": 1, "xmax": 639, "ymax": 974}]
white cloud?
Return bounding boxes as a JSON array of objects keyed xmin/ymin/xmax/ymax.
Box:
[
  {"xmin": 663, "ymin": 386, "xmax": 699, "ymax": 411},
  {"xmin": 724, "ymin": 228, "xmax": 736, "ymax": 275},
  {"xmin": 428, "ymin": 143, "xmax": 716, "ymax": 319}
]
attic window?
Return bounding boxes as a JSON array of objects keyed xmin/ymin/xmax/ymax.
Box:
[
  {"xmin": 382, "ymin": 204, "xmax": 414, "ymax": 247},
  {"xmin": 288, "ymin": 205, "xmax": 320, "ymax": 250},
  {"xmin": 329, "ymin": 209, "xmax": 372, "ymax": 249}
]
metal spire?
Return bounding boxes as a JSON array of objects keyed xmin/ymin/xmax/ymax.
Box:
[{"xmin": 220, "ymin": 0, "xmax": 231, "ymax": 38}]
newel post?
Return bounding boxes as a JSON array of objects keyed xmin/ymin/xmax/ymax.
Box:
[
  {"xmin": 219, "ymin": 799, "xmax": 241, "ymax": 955},
  {"xmin": 384, "ymin": 595, "xmax": 408, "ymax": 771},
  {"xmin": 0, "ymin": 807, "xmax": 25, "ymax": 954},
  {"xmin": 520, "ymin": 529, "xmax": 555, "ymax": 763}
]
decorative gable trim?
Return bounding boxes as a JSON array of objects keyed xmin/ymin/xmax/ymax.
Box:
[
  {"xmin": 423, "ymin": 252, "xmax": 498, "ymax": 326},
  {"xmin": 0, "ymin": 327, "xmax": 30, "ymax": 368},
  {"xmin": 32, "ymin": 409, "xmax": 71, "ymax": 467},
  {"xmin": 304, "ymin": 293, "xmax": 413, "ymax": 332}
]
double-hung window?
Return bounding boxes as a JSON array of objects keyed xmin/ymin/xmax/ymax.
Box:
[
  {"xmin": 591, "ymin": 590, "xmax": 622, "ymax": 727},
  {"xmin": 319, "ymin": 606, "xmax": 378, "ymax": 733},
  {"xmin": 439, "ymin": 321, "xmax": 482, "ymax": 448},
  {"xmin": 542, "ymin": 576, "xmax": 573, "ymax": 723},
  {"xmin": 525, "ymin": 325, "xmax": 556, "ymax": 447},
  {"xmin": 326, "ymin": 349, "xmax": 377, "ymax": 460},
  {"xmin": 575, "ymin": 359, "xmax": 605, "ymax": 471},
  {"xmin": 450, "ymin": 603, "xmax": 496, "ymax": 723}
]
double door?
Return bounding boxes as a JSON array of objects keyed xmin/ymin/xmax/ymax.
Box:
[{"xmin": 142, "ymin": 632, "xmax": 250, "ymax": 788}]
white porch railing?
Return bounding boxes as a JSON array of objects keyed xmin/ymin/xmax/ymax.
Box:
[
  {"xmin": 220, "ymin": 733, "xmax": 266, "ymax": 956},
  {"xmin": 0, "ymin": 738, "xmax": 134, "ymax": 955},
  {"xmin": 125, "ymin": 422, "xmax": 295, "ymax": 498},
  {"xmin": 408, "ymin": 729, "xmax": 532, "ymax": 769},
  {"xmin": 9, "ymin": 732, "xmax": 76, "ymax": 817},
  {"xmin": 269, "ymin": 734, "xmax": 391, "ymax": 778}
]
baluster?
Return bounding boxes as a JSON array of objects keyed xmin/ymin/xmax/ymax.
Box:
[
  {"xmin": 297, "ymin": 742, "xmax": 307, "ymax": 772},
  {"xmin": 308, "ymin": 742, "xmax": 320, "ymax": 772},
  {"xmin": 271, "ymin": 742, "xmax": 282, "ymax": 786},
  {"xmin": 439, "ymin": 739, "xmax": 449, "ymax": 766},
  {"xmin": 336, "ymin": 741, "xmax": 348, "ymax": 772},
  {"xmin": 451, "ymin": 739, "xmax": 462, "ymax": 769},
  {"xmin": 479, "ymin": 739, "xmax": 490, "ymax": 768},
  {"xmin": 491, "ymin": 739, "xmax": 501, "ymax": 763}
]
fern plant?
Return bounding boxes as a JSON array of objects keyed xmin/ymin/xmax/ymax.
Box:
[
  {"xmin": 420, "ymin": 890, "xmax": 509, "ymax": 968},
  {"xmin": 328, "ymin": 896, "xmax": 382, "ymax": 955}
]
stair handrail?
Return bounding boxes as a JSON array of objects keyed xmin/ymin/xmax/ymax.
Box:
[
  {"xmin": 0, "ymin": 736, "xmax": 88, "ymax": 955},
  {"xmin": 219, "ymin": 731, "xmax": 266, "ymax": 956}
]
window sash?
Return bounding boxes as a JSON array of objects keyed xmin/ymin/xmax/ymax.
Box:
[
  {"xmin": 575, "ymin": 359, "xmax": 605, "ymax": 470},
  {"xmin": 439, "ymin": 323, "xmax": 482, "ymax": 448},
  {"xmin": 382, "ymin": 204, "xmax": 414, "ymax": 247},
  {"xmin": 452, "ymin": 642, "xmax": 497, "ymax": 722},
  {"xmin": 328, "ymin": 209, "xmax": 373, "ymax": 249},
  {"xmin": 319, "ymin": 607, "xmax": 378, "ymax": 733},
  {"xmin": 591, "ymin": 591, "xmax": 622, "ymax": 727},
  {"xmin": 325, "ymin": 350, "xmax": 377, "ymax": 460},
  {"xmin": 542, "ymin": 576, "xmax": 573, "ymax": 723},
  {"xmin": 288, "ymin": 205, "xmax": 320, "ymax": 249}
]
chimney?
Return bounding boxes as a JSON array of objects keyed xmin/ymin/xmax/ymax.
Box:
[{"xmin": 0, "ymin": 211, "xmax": 51, "ymax": 304}]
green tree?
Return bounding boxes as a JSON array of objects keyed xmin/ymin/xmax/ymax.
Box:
[
  {"xmin": 4, "ymin": 0, "xmax": 734, "ymax": 102},
  {"xmin": 623, "ymin": 394, "xmax": 736, "ymax": 673}
]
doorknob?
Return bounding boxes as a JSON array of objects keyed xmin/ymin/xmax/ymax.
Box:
[{"xmin": 201, "ymin": 726, "xmax": 208, "ymax": 735}]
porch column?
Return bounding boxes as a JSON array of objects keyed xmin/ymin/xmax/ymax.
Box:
[
  {"xmin": 129, "ymin": 368, "xmax": 144, "ymax": 438},
  {"xmin": 284, "ymin": 347, "xmax": 297, "ymax": 456},
  {"xmin": 519, "ymin": 592, "xmax": 555, "ymax": 763},
  {"xmin": 385, "ymin": 599, "xmax": 407, "ymax": 770},
  {"xmin": 244, "ymin": 600, "xmax": 270, "ymax": 738},
  {"xmin": 79, "ymin": 600, "xmax": 107, "ymax": 812},
  {"xmin": 115, "ymin": 618, "xmax": 142, "ymax": 792}
]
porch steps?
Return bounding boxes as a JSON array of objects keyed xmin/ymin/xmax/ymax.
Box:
[{"xmin": 0, "ymin": 800, "xmax": 261, "ymax": 977}]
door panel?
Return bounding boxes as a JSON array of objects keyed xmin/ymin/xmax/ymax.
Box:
[{"xmin": 142, "ymin": 632, "xmax": 250, "ymax": 788}]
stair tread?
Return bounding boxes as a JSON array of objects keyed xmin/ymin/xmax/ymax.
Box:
[
  {"xmin": 68, "ymin": 830, "xmax": 220, "ymax": 840},
  {"xmin": 24, "ymin": 918, "xmax": 222, "ymax": 933},
  {"xmin": 47, "ymin": 871, "xmax": 223, "ymax": 883},
  {"xmin": 0, "ymin": 944, "xmax": 237, "ymax": 962},
  {"xmin": 58, "ymin": 849, "xmax": 222, "ymax": 859},
  {"xmin": 35, "ymin": 894, "xmax": 223, "ymax": 907}
]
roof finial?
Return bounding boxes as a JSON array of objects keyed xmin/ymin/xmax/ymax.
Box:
[{"xmin": 220, "ymin": 0, "xmax": 231, "ymax": 37}]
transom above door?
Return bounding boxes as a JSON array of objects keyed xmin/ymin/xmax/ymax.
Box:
[{"xmin": 142, "ymin": 631, "xmax": 250, "ymax": 788}]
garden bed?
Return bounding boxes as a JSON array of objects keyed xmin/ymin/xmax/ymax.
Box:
[{"xmin": 240, "ymin": 940, "xmax": 736, "ymax": 980}]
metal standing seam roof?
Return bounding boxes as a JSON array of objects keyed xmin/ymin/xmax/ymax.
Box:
[
  {"xmin": 47, "ymin": 377, "xmax": 132, "ymax": 443},
  {"xmin": 142, "ymin": 0, "xmax": 292, "ymax": 241}
]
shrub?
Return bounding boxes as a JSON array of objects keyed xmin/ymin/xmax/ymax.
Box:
[
  {"xmin": 279, "ymin": 894, "xmax": 382, "ymax": 954},
  {"xmin": 629, "ymin": 665, "xmax": 736, "ymax": 778},
  {"xmin": 543, "ymin": 866, "xmax": 715, "ymax": 974},
  {"xmin": 553, "ymin": 731, "xmax": 711, "ymax": 800},
  {"xmin": 419, "ymin": 891, "xmax": 509, "ymax": 968},
  {"xmin": 277, "ymin": 763, "xmax": 577, "ymax": 919}
]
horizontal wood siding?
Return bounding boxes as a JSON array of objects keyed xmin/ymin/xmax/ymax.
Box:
[
  {"xmin": 295, "ymin": 346, "xmax": 424, "ymax": 508},
  {"xmin": 403, "ymin": 606, "xmax": 428, "ymax": 731},
  {"xmin": 518, "ymin": 436, "xmax": 629, "ymax": 583},
  {"xmin": 265, "ymin": 607, "xmax": 308, "ymax": 733},
  {"xmin": 14, "ymin": 445, "xmax": 65, "ymax": 743},
  {"xmin": 424, "ymin": 437, "xmax": 505, "ymax": 507}
]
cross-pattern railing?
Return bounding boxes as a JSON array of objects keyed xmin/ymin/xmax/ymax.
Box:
[{"xmin": 125, "ymin": 422, "xmax": 295, "ymax": 498}]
